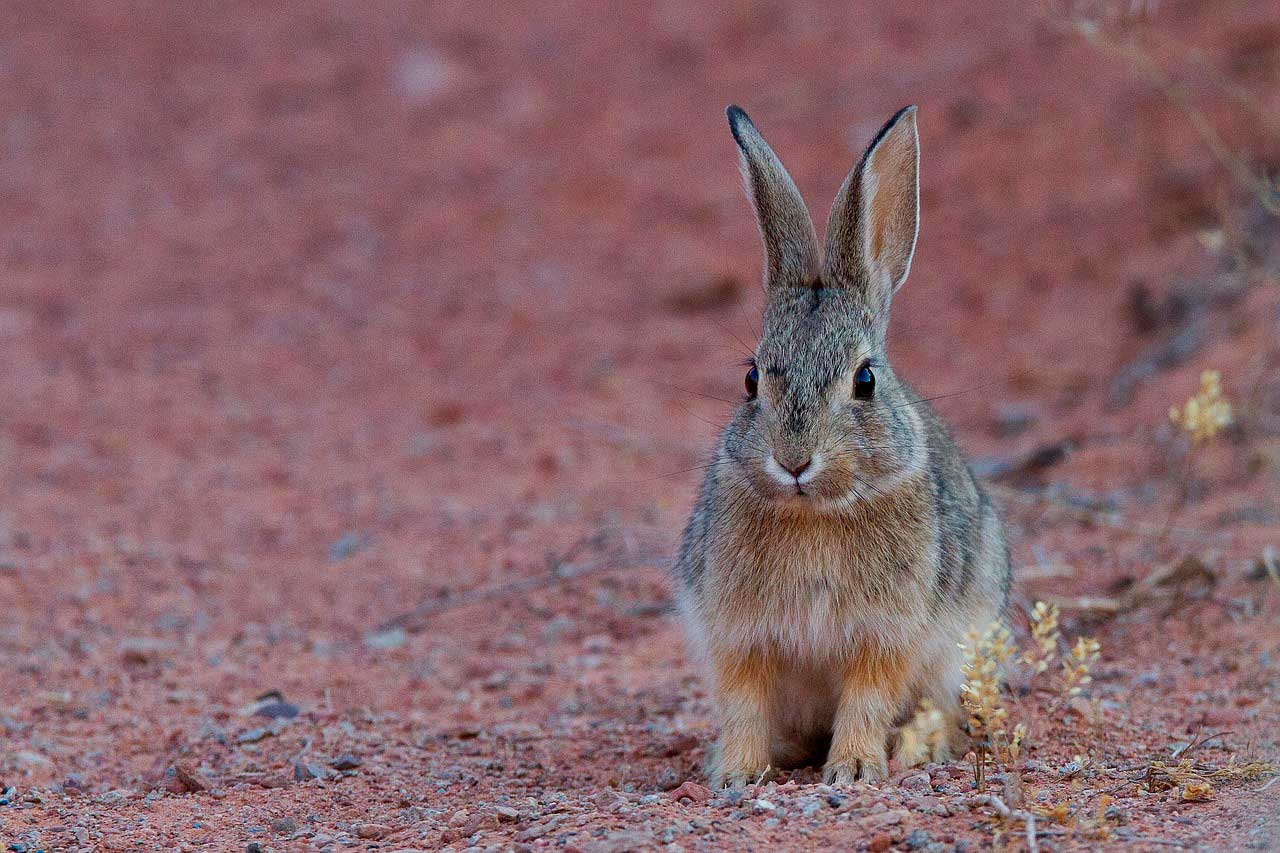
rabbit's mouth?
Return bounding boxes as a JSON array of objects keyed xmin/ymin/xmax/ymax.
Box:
[{"xmin": 756, "ymin": 449, "xmax": 833, "ymax": 504}]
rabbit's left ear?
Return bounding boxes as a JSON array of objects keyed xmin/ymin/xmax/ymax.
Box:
[{"xmin": 822, "ymin": 106, "xmax": 920, "ymax": 308}]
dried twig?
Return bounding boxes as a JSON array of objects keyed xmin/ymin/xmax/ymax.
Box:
[
  {"xmin": 968, "ymin": 794, "xmax": 1041, "ymax": 852},
  {"xmin": 1068, "ymin": 20, "xmax": 1278, "ymax": 214},
  {"xmin": 377, "ymin": 529, "xmax": 662, "ymax": 633}
]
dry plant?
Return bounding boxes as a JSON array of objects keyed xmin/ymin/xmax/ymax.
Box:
[
  {"xmin": 1135, "ymin": 755, "xmax": 1277, "ymax": 798},
  {"xmin": 1061, "ymin": 636, "xmax": 1102, "ymax": 698},
  {"xmin": 1169, "ymin": 369, "xmax": 1233, "ymax": 445},
  {"xmin": 897, "ymin": 699, "xmax": 949, "ymax": 768},
  {"xmin": 962, "ymin": 609, "xmax": 1104, "ymax": 788},
  {"xmin": 1153, "ymin": 370, "xmax": 1236, "ymax": 547},
  {"xmin": 1021, "ymin": 601, "xmax": 1061, "ymax": 677},
  {"xmin": 960, "ymin": 623, "xmax": 1016, "ymax": 786}
]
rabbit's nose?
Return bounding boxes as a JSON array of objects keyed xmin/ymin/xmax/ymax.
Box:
[{"xmin": 775, "ymin": 455, "xmax": 812, "ymax": 478}]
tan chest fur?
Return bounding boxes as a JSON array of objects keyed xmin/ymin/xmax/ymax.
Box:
[{"xmin": 703, "ymin": 490, "xmax": 937, "ymax": 664}]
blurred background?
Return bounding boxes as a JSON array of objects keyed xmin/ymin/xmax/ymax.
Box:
[{"xmin": 1, "ymin": 0, "xmax": 1278, "ymax": 848}]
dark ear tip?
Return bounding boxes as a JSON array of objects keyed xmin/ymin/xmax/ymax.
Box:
[{"xmin": 725, "ymin": 105, "xmax": 753, "ymax": 143}]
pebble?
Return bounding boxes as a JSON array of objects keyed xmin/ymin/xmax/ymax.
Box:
[
  {"xmin": 916, "ymin": 795, "xmax": 950, "ymax": 816},
  {"xmin": 900, "ymin": 771, "xmax": 930, "ymax": 791},
  {"xmin": 363, "ymin": 627, "xmax": 408, "ymax": 650},
  {"xmin": 119, "ymin": 636, "xmax": 171, "ymax": 665},
  {"xmin": 904, "ymin": 829, "xmax": 934, "ymax": 849},
  {"xmin": 328, "ymin": 532, "xmax": 364, "ymax": 562},
  {"xmin": 270, "ymin": 817, "xmax": 298, "ymax": 834},
  {"xmin": 174, "ymin": 764, "xmax": 209, "ymax": 793},
  {"xmin": 715, "ymin": 788, "xmax": 746, "ymax": 807},
  {"xmin": 355, "ymin": 823, "xmax": 390, "ymax": 839},
  {"xmin": 253, "ymin": 701, "xmax": 300, "ymax": 720},
  {"xmin": 993, "ymin": 403, "xmax": 1038, "ymax": 436},
  {"xmin": 513, "ymin": 815, "xmax": 563, "ymax": 842},
  {"xmin": 869, "ymin": 832, "xmax": 894, "ymax": 852},
  {"xmin": 293, "ymin": 762, "xmax": 330, "ymax": 781},
  {"xmin": 750, "ymin": 798, "xmax": 776, "ymax": 813},
  {"xmin": 797, "ymin": 797, "xmax": 823, "ymax": 817},
  {"xmin": 666, "ymin": 781, "xmax": 712, "ymax": 803},
  {"xmin": 860, "ymin": 809, "xmax": 908, "ymax": 830},
  {"xmin": 331, "ymin": 754, "xmax": 363, "ymax": 771},
  {"xmin": 493, "ymin": 806, "xmax": 519, "ymax": 823}
]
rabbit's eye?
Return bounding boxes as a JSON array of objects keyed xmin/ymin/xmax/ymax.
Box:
[
  {"xmin": 745, "ymin": 365, "xmax": 759, "ymax": 399},
  {"xmin": 854, "ymin": 365, "xmax": 875, "ymax": 400}
]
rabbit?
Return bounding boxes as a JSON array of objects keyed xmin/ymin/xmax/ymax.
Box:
[{"xmin": 673, "ymin": 104, "xmax": 1012, "ymax": 788}]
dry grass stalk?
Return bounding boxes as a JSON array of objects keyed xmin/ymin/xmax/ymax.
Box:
[
  {"xmin": 1061, "ymin": 637, "xmax": 1101, "ymax": 698},
  {"xmin": 1021, "ymin": 601, "xmax": 1061, "ymax": 676},
  {"xmin": 898, "ymin": 699, "xmax": 949, "ymax": 768},
  {"xmin": 960, "ymin": 623, "xmax": 1017, "ymax": 784}
]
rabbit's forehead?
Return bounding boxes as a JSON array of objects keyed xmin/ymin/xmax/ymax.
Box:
[{"xmin": 757, "ymin": 288, "xmax": 871, "ymax": 383}]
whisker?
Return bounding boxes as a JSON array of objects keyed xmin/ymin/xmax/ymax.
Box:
[
  {"xmin": 885, "ymin": 383, "xmax": 999, "ymax": 411},
  {"xmin": 639, "ymin": 378, "xmax": 741, "ymax": 407}
]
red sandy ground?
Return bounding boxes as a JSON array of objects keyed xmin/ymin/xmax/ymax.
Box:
[{"xmin": 2, "ymin": 1, "xmax": 1279, "ymax": 850}]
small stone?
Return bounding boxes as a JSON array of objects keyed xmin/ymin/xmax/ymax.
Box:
[
  {"xmin": 293, "ymin": 762, "xmax": 329, "ymax": 781},
  {"xmin": 270, "ymin": 817, "xmax": 298, "ymax": 834},
  {"xmin": 494, "ymin": 805, "xmax": 520, "ymax": 822},
  {"xmin": 253, "ymin": 701, "xmax": 300, "ymax": 720},
  {"xmin": 119, "ymin": 637, "xmax": 170, "ymax": 665},
  {"xmin": 363, "ymin": 627, "xmax": 408, "ymax": 650},
  {"xmin": 174, "ymin": 763, "xmax": 209, "ymax": 793},
  {"xmin": 667, "ymin": 781, "xmax": 712, "ymax": 803},
  {"xmin": 237, "ymin": 727, "xmax": 271, "ymax": 745},
  {"xmin": 513, "ymin": 815, "xmax": 563, "ymax": 842},
  {"xmin": 355, "ymin": 823, "xmax": 390, "ymax": 839},
  {"xmin": 869, "ymin": 832, "xmax": 894, "ymax": 852},
  {"xmin": 917, "ymin": 795, "xmax": 949, "ymax": 816},
  {"xmin": 655, "ymin": 767, "xmax": 681, "ymax": 790},
  {"xmin": 592, "ymin": 830, "xmax": 651, "ymax": 852},
  {"xmin": 716, "ymin": 788, "xmax": 746, "ymax": 807},
  {"xmin": 393, "ymin": 48, "xmax": 458, "ymax": 105},
  {"xmin": 255, "ymin": 773, "xmax": 291, "ymax": 789},
  {"xmin": 595, "ymin": 789, "xmax": 628, "ymax": 812},
  {"xmin": 993, "ymin": 403, "xmax": 1038, "ymax": 437},
  {"xmin": 328, "ymin": 532, "xmax": 364, "ymax": 562},
  {"xmin": 904, "ymin": 829, "xmax": 934, "ymax": 849},
  {"xmin": 331, "ymin": 754, "xmax": 363, "ymax": 770},
  {"xmin": 861, "ymin": 809, "xmax": 908, "ymax": 830},
  {"xmin": 751, "ymin": 798, "xmax": 776, "ymax": 813},
  {"xmin": 900, "ymin": 771, "xmax": 930, "ymax": 791}
]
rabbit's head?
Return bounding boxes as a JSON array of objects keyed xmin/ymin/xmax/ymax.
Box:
[{"xmin": 723, "ymin": 105, "xmax": 927, "ymax": 511}]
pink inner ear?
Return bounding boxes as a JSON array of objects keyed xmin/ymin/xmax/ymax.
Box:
[{"xmin": 865, "ymin": 126, "xmax": 917, "ymax": 274}]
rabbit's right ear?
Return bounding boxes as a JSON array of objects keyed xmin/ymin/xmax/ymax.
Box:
[{"xmin": 726, "ymin": 106, "xmax": 820, "ymax": 287}]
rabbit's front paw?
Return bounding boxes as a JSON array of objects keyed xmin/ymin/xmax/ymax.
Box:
[
  {"xmin": 823, "ymin": 752, "xmax": 887, "ymax": 786},
  {"xmin": 715, "ymin": 767, "xmax": 771, "ymax": 789}
]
